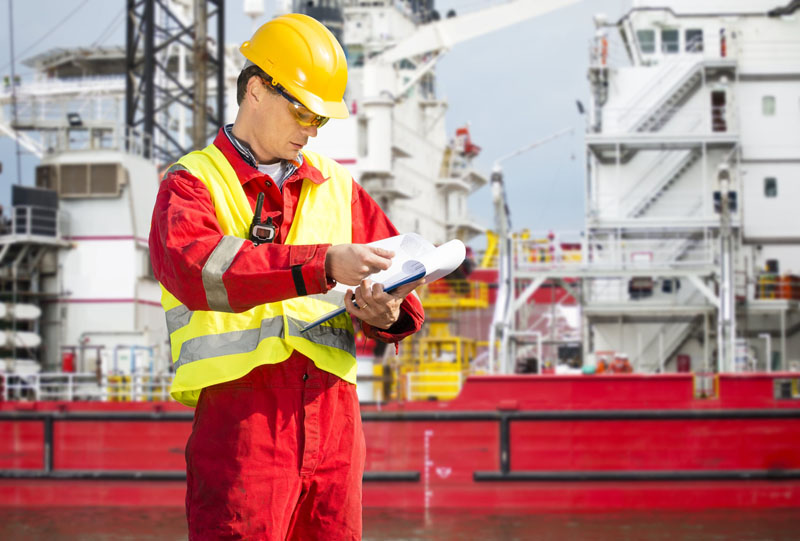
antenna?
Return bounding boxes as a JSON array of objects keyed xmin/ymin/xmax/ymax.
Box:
[{"xmin": 7, "ymin": 0, "xmax": 22, "ymax": 185}]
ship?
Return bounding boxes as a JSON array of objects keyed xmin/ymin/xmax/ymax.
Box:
[{"xmin": 1, "ymin": 0, "xmax": 799, "ymax": 511}]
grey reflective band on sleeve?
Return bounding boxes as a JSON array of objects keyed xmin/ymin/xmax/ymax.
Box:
[
  {"xmin": 161, "ymin": 163, "xmax": 189, "ymax": 181},
  {"xmin": 174, "ymin": 316, "xmax": 285, "ymax": 370},
  {"xmin": 287, "ymin": 316, "xmax": 356, "ymax": 357},
  {"xmin": 307, "ymin": 290, "xmax": 346, "ymax": 306},
  {"xmin": 164, "ymin": 304, "xmax": 193, "ymax": 335},
  {"xmin": 202, "ymin": 236, "xmax": 245, "ymax": 312},
  {"xmin": 291, "ymin": 265, "xmax": 307, "ymax": 297}
]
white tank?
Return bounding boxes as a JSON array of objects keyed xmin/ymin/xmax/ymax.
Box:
[
  {"xmin": 0, "ymin": 303, "xmax": 42, "ymax": 321},
  {"xmin": 1, "ymin": 331, "xmax": 42, "ymax": 349}
]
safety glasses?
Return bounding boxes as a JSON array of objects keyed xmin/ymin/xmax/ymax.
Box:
[{"xmin": 262, "ymin": 78, "xmax": 329, "ymax": 128}]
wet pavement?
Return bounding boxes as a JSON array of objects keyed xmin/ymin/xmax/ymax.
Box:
[{"xmin": 0, "ymin": 507, "xmax": 798, "ymax": 540}]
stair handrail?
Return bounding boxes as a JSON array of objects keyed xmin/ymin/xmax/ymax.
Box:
[
  {"xmin": 622, "ymin": 59, "xmax": 706, "ymax": 133},
  {"xmin": 627, "ymin": 149, "xmax": 701, "ymax": 218},
  {"xmin": 617, "ymin": 58, "xmax": 696, "ymax": 129},
  {"xmin": 619, "ymin": 150, "xmax": 686, "ymax": 215},
  {"xmin": 622, "ymin": 111, "xmax": 704, "ymax": 219}
]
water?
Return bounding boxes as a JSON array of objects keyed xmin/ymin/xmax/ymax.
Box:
[{"xmin": 0, "ymin": 508, "xmax": 798, "ymax": 540}]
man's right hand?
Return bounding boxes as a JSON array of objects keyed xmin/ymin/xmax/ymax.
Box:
[{"xmin": 325, "ymin": 244, "xmax": 394, "ymax": 286}]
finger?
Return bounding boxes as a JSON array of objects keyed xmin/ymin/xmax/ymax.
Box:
[
  {"xmin": 365, "ymin": 248, "xmax": 393, "ymax": 272},
  {"xmin": 370, "ymin": 247, "xmax": 395, "ymax": 259},
  {"xmin": 343, "ymin": 289, "xmax": 358, "ymax": 314},
  {"xmin": 359, "ymin": 279, "xmax": 374, "ymax": 302},
  {"xmin": 367, "ymin": 281, "xmax": 391, "ymax": 306},
  {"xmin": 353, "ymin": 287, "xmax": 369, "ymax": 312}
]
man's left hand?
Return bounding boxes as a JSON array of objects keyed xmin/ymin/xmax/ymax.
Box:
[{"xmin": 344, "ymin": 278, "xmax": 425, "ymax": 329}]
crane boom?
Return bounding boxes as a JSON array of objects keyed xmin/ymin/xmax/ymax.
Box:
[{"xmin": 378, "ymin": 0, "xmax": 582, "ymax": 64}]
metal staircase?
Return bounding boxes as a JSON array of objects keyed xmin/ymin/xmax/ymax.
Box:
[
  {"xmin": 0, "ymin": 204, "xmax": 66, "ymax": 373},
  {"xmin": 616, "ymin": 53, "xmax": 705, "ymax": 134},
  {"xmin": 623, "ymin": 149, "xmax": 701, "ymax": 218},
  {"xmin": 636, "ymin": 289, "xmax": 704, "ymax": 372}
]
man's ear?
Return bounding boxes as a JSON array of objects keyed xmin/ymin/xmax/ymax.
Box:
[{"xmin": 246, "ymin": 76, "xmax": 263, "ymax": 104}]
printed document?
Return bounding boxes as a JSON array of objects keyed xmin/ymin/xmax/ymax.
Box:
[{"xmin": 300, "ymin": 233, "xmax": 466, "ymax": 333}]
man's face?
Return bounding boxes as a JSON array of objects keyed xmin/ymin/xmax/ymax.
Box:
[{"xmin": 251, "ymin": 77, "xmax": 319, "ymax": 164}]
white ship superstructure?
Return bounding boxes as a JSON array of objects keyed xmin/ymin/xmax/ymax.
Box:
[
  {"xmin": 0, "ymin": 0, "xmax": 574, "ymax": 385},
  {"xmin": 490, "ymin": 0, "xmax": 800, "ymax": 375},
  {"xmin": 580, "ymin": 0, "xmax": 800, "ymax": 373}
]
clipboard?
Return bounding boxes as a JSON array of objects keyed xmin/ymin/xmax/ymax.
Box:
[
  {"xmin": 299, "ymin": 268, "xmax": 426, "ymax": 333},
  {"xmin": 299, "ymin": 233, "xmax": 466, "ymax": 334}
]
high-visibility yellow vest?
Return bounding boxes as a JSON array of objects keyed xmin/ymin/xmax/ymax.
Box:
[{"xmin": 160, "ymin": 143, "xmax": 354, "ymax": 407}]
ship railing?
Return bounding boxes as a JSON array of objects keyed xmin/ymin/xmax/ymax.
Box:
[
  {"xmin": 0, "ymin": 73, "xmax": 124, "ymax": 99},
  {"xmin": 0, "ymin": 371, "xmax": 174, "ymax": 402},
  {"xmin": 1, "ymin": 81, "xmax": 123, "ymax": 131},
  {"xmin": 584, "ymin": 275, "xmax": 706, "ymax": 306},
  {"xmin": 3, "ymin": 205, "xmax": 62, "ymax": 241},
  {"xmin": 419, "ymin": 280, "xmax": 488, "ymax": 307},
  {"xmin": 37, "ymin": 124, "xmax": 152, "ymax": 157},
  {"xmin": 513, "ymin": 233, "xmax": 716, "ymax": 273},
  {"xmin": 101, "ymin": 372, "xmax": 173, "ymax": 402},
  {"xmin": 753, "ymin": 273, "xmax": 800, "ymax": 301},
  {"xmin": 1, "ymin": 372, "xmax": 100, "ymax": 402},
  {"xmin": 405, "ymin": 371, "xmax": 463, "ymax": 402}
]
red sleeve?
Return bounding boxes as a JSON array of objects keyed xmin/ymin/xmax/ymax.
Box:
[
  {"xmin": 350, "ymin": 182, "xmax": 425, "ymax": 343},
  {"xmin": 149, "ymin": 170, "xmax": 331, "ymax": 312}
]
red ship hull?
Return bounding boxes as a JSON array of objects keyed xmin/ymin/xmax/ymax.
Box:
[{"xmin": 2, "ymin": 373, "xmax": 800, "ymax": 510}]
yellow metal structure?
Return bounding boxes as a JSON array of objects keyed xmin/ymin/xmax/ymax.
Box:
[{"xmin": 376, "ymin": 279, "xmax": 489, "ymax": 401}]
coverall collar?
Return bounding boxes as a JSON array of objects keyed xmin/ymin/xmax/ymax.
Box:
[{"xmin": 215, "ymin": 125, "xmax": 327, "ymax": 186}]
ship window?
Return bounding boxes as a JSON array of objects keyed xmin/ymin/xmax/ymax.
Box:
[
  {"xmin": 90, "ymin": 164, "xmax": 119, "ymax": 195},
  {"xmin": 661, "ymin": 29, "xmax": 679, "ymax": 53},
  {"xmin": 762, "ymin": 96, "xmax": 776, "ymax": 116},
  {"xmin": 35, "ymin": 165, "xmax": 57, "ymax": 190},
  {"xmin": 685, "ymin": 29, "xmax": 703, "ymax": 52},
  {"xmin": 636, "ymin": 29, "xmax": 655, "ymax": 54},
  {"xmin": 764, "ymin": 177, "xmax": 777, "ymax": 198},
  {"xmin": 61, "ymin": 164, "xmax": 89, "ymax": 196}
]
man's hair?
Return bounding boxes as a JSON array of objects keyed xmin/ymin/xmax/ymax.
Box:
[{"xmin": 236, "ymin": 63, "xmax": 272, "ymax": 105}]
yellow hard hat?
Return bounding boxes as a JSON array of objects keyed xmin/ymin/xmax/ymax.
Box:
[{"xmin": 240, "ymin": 13, "xmax": 349, "ymax": 119}]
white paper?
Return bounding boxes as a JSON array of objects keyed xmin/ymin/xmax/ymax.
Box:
[
  {"xmin": 301, "ymin": 233, "xmax": 466, "ymax": 333},
  {"xmin": 330, "ymin": 233, "xmax": 466, "ymax": 294}
]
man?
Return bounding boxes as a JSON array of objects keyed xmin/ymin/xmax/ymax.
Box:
[{"xmin": 149, "ymin": 13, "xmax": 424, "ymax": 540}]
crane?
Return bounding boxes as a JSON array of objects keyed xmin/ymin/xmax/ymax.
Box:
[{"xmin": 488, "ymin": 127, "xmax": 574, "ymax": 374}]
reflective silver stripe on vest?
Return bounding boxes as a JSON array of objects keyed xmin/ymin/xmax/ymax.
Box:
[
  {"xmin": 165, "ymin": 304, "xmax": 193, "ymax": 335},
  {"xmin": 202, "ymin": 236, "xmax": 245, "ymax": 312},
  {"xmin": 287, "ymin": 316, "xmax": 356, "ymax": 357},
  {"xmin": 175, "ymin": 315, "xmax": 285, "ymax": 370},
  {"xmin": 162, "ymin": 163, "xmax": 189, "ymax": 181}
]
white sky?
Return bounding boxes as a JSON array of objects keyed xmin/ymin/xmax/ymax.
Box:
[{"xmin": 0, "ymin": 0, "xmax": 632, "ymax": 239}]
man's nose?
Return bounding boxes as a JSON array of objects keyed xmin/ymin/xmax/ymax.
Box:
[{"xmin": 302, "ymin": 124, "xmax": 318, "ymax": 138}]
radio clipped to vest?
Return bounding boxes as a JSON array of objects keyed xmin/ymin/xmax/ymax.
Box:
[{"xmin": 249, "ymin": 193, "xmax": 276, "ymax": 245}]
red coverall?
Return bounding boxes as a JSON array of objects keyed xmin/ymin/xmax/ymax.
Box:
[{"xmin": 149, "ymin": 128, "xmax": 424, "ymax": 540}]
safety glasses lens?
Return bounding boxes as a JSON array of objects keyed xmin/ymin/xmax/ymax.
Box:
[{"xmin": 288, "ymin": 103, "xmax": 329, "ymax": 128}]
